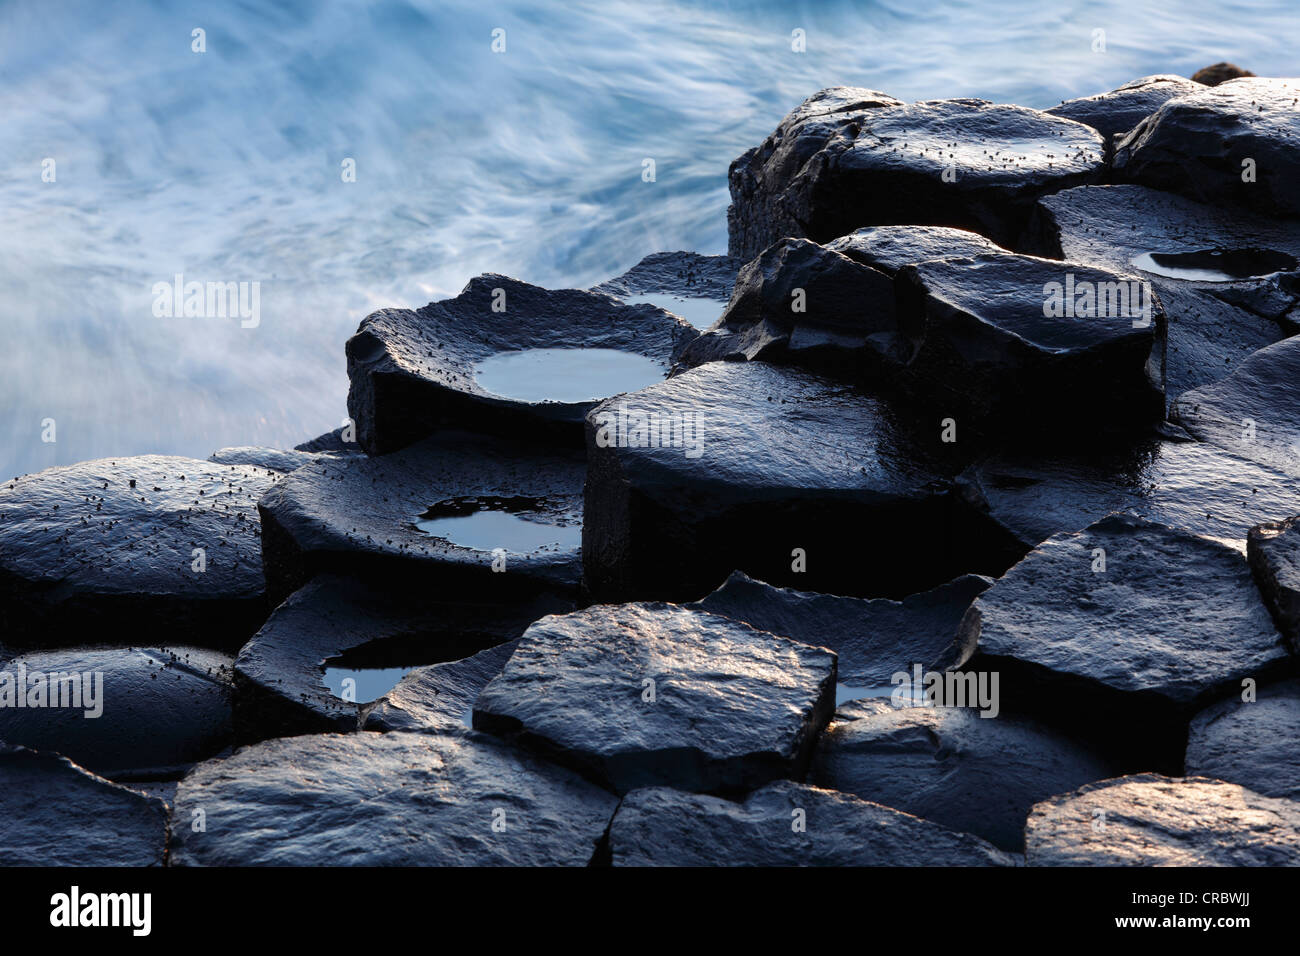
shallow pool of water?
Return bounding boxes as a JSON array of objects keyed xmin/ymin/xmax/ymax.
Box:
[
  {"xmin": 322, "ymin": 666, "xmax": 415, "ymax": 704},
  {"xmin": 473, "ymin": 347, "xmax": 666, "ymax": 404},
  {"xmin": 1131, "ymin": 248, "xmax": 1298, "ymax": 282},
  {"xmin": 624, "ymin": 294, "xmax": 726, "ymax": 329},
  {"xmin": 415, "ymin": 509, "xmax": 581, "ymax": 553}
]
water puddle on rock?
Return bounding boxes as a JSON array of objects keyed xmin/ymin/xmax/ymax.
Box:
[
  {"xmin": 624, "ymin": 294, "xmax": 725, "ymax": 329},
  {"xmin": 1131, "ymin": 248, "xmax": 1298, "ymax": 282},
  {"xmin": 414, "ymin": 497, "xmax": 580, "ymax": 554},
  {"xmin": 474, "ymin": 347, "xmax": 666, "ymax": 403},
  {"xmin": 322, "ymin": 666, "xmax": 415, "ymax": 704},
  {"xmin": 836, "ymin": 683, "xmax": 928, "ymax": 707}
]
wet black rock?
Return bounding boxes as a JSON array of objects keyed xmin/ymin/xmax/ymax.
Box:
[
  {"xmin": 894, "ymin": 251, "xmax": 1166, "ymax": 428},
  {"xmin": 208, "ymin": 446, "xmax": 321, "ymax": 473},
  {"xmin": 234, "ymin": 575, "xmax": 562, "ymax": 742},
  {"xmin": 954, "ymin": 513, "xmax": 1292, "ymax": 768},
  {"xmin": 170, "ymin": 728, "xmax": 618, "ymax": 866},
  {"xmin": 1172, "ymin": 335, "xmax": 1300, "ymax": 477},
  {"xmin": 473, "ymin": 602, "xmax": 836, "ymax": 795},
  {"xmin": 728, "ymin": 88, "xmax": 1104, "ymax": 259},
  {"xmin": 345, "ymin": 275, "xmax": 697, "ymax": 454},
  {"xmin": 1025, "ymin": 774, "xmax": 1300, "ymax": 865},
  {"xmin": 609, "ymin": 780, "xmax": 1017, "ymax": 866},
  {"xmin": 361, "ymin": 640, "xmax": 519, "ymax": 734},
  {"xmin": 1192, "ymin": 62, "xmax": 1256, "ymax": 86},
  {"xmin": 1248, "ymin": 516, "xmax": 1300, "ymax": 652},
  {"xmin": 0, "ymin": 456, "xmax": 279, "ymax": 651},
  {"xmin": 257, "ymin": 431, "xmax": 585, "ymax": 606},
  {"xmin": 590, "ymin": 250, "xmax": 741, "ymax": 326},
  {"xmin": 0, "ymin": 646, "xmax": 233, "ymax": 779},
  {"xmin": 690, "ymin": 571, "xmax": 990, "ymax": 688},
  {"xmin": 823, "ymin": 224, "xmax": 1003, "ymax": 272},
  {"xmin": 1185, "ymin": 679, "xmax": 1300, "ymax": 799},
  {"xmin": 1026, "ymin": 184, "xmax": 1300, "ymax": 395},
  {"xmin": 294, "ymin": 426, "xmax": 362, "ymax": 454},
  {"xmin": 1046, "ymin": 75, "xmax": 1201, "ymax": 144},
  {"xmin": 0, "ymin": 743, "xmax": 168, "ymax": 866},
  {"xmin": 1114, "ymin": 78, "xmax": 1300, "ymax": 219},
  {"xmin": 811, "ymin": 704, "xmax": 1115, "ymax": 851}
]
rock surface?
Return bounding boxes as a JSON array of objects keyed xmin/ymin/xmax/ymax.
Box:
[
  {"xmin": 591, "ymin": 250, "xmax": 740, "ymax": 327},
  {"xmin": 345, "ymin": 274, "xmax": 697, "ymax": 453},
  {"xmin": 824, "ymin": 224, "xmax": 1003, "ymax": 273},
  {"xmin": 257, "ymin": 431, "xmax": 585, "ymax": 606},
  {"xmin": 1046, "ymin": 75, "xmax": 1201, "ymax": 143},
  {"xmin": 361, "ymin": 640, "xmax": 519, "ymax": 734},
  {"xmin": 609, "ymin": 780, "xmax": 1017, "ymax": 866},
  {"xmin": 728, "ymin": 88, "xmax": 1104, "ymax": 259},
  {"xmin": 0, "ymin": 646, "xmax": 233, "ymax": 779},
  {"xmin": 1248, "ymin": 515, "xmax": 1300, "ymax": 652},
  {"xmin": 812, "ymin": 704, "xmax": 1115, "ymax": 851},
  {"xmin": 208, "ymin": 446, "xmax": 321, "ymax": 473},
  {"xmin": 1185, "ymin": 679, "xmax": 1300, "ymax": 799},
  {"xmin": 954, "ymin": 512, "xmax": 1292, "ymax": 767},
  {"xmin": 0, "ymin": 456, "xmax": 278, "ymax": 650},
  {"xmin": 1026, "ymin": 774, "xmax": 1300, "ymax": 865},
  {"xmin": 1114, "ymin": 77, "xmax": 1300, "ymax": 218},
  {"xmin": 690, "ymin": 571, "xmax": 990, "ymax": 688},
  {"xmin": 0, "ymin": 743, "xmax": 168, "ymax": 866},
  {"xmin": 170, "ymin": 728, "xmax": 618, "ymax": 866},
  {"xmin": 234, "ymin": 574, "xmax": 562, "ymax": 742},
  {"xmin": 473, "ymin": 602, "xmax": 837, "ymax": 795},
  {"xmin": 1192, "ymin": 62, "xmax": 1256, "ymax": 86}
]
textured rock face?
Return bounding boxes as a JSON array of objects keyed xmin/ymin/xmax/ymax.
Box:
[
  {"xmin": 1025, "ymin": 774, "xmax": 1300, "ymax": 866},
  {"xmin": 361, "ymin": 640, "xmax": 519, "ymax": 734},
  {"xmin": 677, "ymin": 238, "xmax": 898, "ymax": 373},
  {"xmin": 1173, "ymin": 336, "xmax": 1300, "ymax": 478},
  {"xmin": 1192, "ymin": 62, "xmax": 1256, "ymax": 86},
  {"xmin": 583, "ymin": 360, "xmax": 1013, "ymax": 603},
  {"xmin": 954, "ymin": 513, "xmax": 1292, "ymax": 768},
  {"xmin": 1186, "ymin": 679, "xmax": 1300, "ymax": 799},
  {"xmin": 207, "ymin": 446, "xmax": 321, "ymax": 473},
  {"xmin": 473, "ymin": 603, "xmax": 837, "ymax": 795},
  {"xmin": 1114, "ymin": 78, "xmax": 1300, "ymax": 218},
  {"xmin": 0, "ymin": 456, "xmax": 278, "ymax": 650},
  {"xmin": 812, "ymin": 704, "xmax": 1115, "ymax": 851},
  {"xmin": 894, "ymin": 252, "xmax": 1166, "ymax": 428},
  {"xmin": 824, "ymin": 224, "xmax": 1003, "ymax": 273},
  {"xmin": 1046, "ymin": 75, "xmax": 1201, "ymax": 142},
  {"xmin": 0, "ymin": 646, "xmax": 233, "ymax": 779},
  {"xmin": 728, "ymin": 89, "xmax": 1104, "ymax": 259},
  {"xmin": 690, "ymin": 571, "xmax": 990, "ymax": 687},
  {"xmin": 0, "ymin": 744, "xmax": 168, "ymax": 866},
  {"xmin": 345, "ymin": 274, "xmax": 697, "ymax": 454},
  {"xmin": 608, "ymin": 780, "xmax": 1018, "ymax": 866},
  {"xmin": 256, "ymin": 431, "xmax": 585, "ymax": 606},
  {"xmin": 170, "ymin": 729, "xmax": 618, "ymax": 866},
  {"xmin": 1248, "ymin": 516, "xmax": 1300, "ymax": 652},
  {"xmin": 1026, "ymin": 184, "xmax": 1300, "ymax": 396},
  {"xmin": 590, "ymin": 250, "xmax": 740, "ymax": 303},
  {"xmin": 234, "ymin": 575, "xmax": 560, "ymax": 742}
]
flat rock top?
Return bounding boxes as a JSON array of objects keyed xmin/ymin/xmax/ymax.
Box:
[
  {"xmin": 0, "ymin": 455, "xmax": 276, "ymax": 597},
  {"xmin": 1026, "ymin": 773, "xmax": 1300, "ymax": 866},
  {"xmin": 1186, "ymin": 679, "xmax": 1300, "ymax": 799},
  {"xmin": 1046, "ymin": 75, "xmax": 1201, "ymax": 139},
  {"xmin": 610, "ymin": 780, "xmax": 1017, "ymax": 866},
  {"xmin": 591, "ymin": 251, "xmax": 740, "ymax": 302},
  {"xmin": 1122, "ymin": 76, "xmax": 1300, "ymax": 148},
  {"xmin": 475, "ymin": 603, "xmax": 835, "ymax": 766},
  {"xmin": 0, "ymin": 744, "xmax": 167, "ymax": 866},
  {"xmin": 170, "ymin": 729, "xmax": 618, "ymax": 866},
  {"xmin": 587, "ymin": 361, "xmax": 942, "ymax": 508},
  {"xmin": 962, "ymin": 513, "xmax": 1288, "ymax": 704},
  {"xmin": 825, "ymin": 225, "xmax": 1002, "ymax": 274},
  {"xmin": 362, "ymin": 640, "xmax": 519, "ymax": 734},
  {"xmin": 207, "ymin": 446, "xmax": 322, "ymax": 474}
]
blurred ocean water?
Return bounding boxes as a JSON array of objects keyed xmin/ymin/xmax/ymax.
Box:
[{"xmin": 1, "ymin": 0, "xmax": 1296, "ymax": 477}]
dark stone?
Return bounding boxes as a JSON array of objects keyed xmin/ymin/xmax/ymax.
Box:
[
  {"xmin": 1046, "ymin": 75, "xmax": 1201, "ymax": 145},
  {"xmin": 473, "ymin": 602, "xmax": 837, "ymax": 795},
  {"xmin": 582, "ymin": 360, "xmax": 1012, "ymax": 603},
  {"xmin": 170, "ymin": 728, "xmax": 619, "ymax": 866},
  {"xmin": 294, "ymin": 426, "xmax": 362, "ymax": 454},
  {"xmin": 208, "ymin": 446, "xmax": 321, "ymax": 473},
  {"xmin": 824, "ymin": 224, "xmax": 1003, "ymax": 273},
  {"xmin": 690, "ymin": 571, "xmax": 990, "ymax": 688},
  {"xmin": 728, "ymin": 88, "xmax": 1104, "ymax": 259},
  {"xmin": 811, "ymin": 703, "xmax": 1115, "ymax": 851},
  {"xmin": 894, "ymin": 252, "xmax": 1166, "ymax": 429},
  {"xmin": 1114, "ymin": 78, "xmax": 1300, "ymax": 219},
  {"xmin": 1192, "ymin": 62, "xmax": 1257, "ymax": 86},
  {"xmin": 234, "ymin": 575, "xmax": 563, "ymax": 742},
  {"xmin": 1026, "ymin": 773, "xmax": 1300, "ymax": 865},
  {"xmin": 953, "ymin": 513, "xmax": 1292, "ymax": 769},
  {"xmin": 0, "ymin": 743, "xmax": 167, "ymax": 866},
  {"xmin": 1186, "ymin": 678, "xmax": 1300, "ymax": 799},
  {"xmin": 361, "ymin": 640, "xmax": 519, "ymax": 734},
  {"xmin": 1025, "ymin": 184, "xmax": 1300, "ymax": 395},
  {"xmin": 1173, "ymin": 335, "xmax": 1300, "ymax": 477},
  {"xmin": 609, "ymin": 780, "xmax": 1018, "ymax": 866},
  {"xmin": 590, "ymin": 250, "xmax": 740, "ymax": 306},
  {"xmin": 345, "ymin": 275, "xmax": 697, "ymax": 454},
  {"xmin": 1248, "ymin": 516, "xmax": 1300, "ymax": 652},
  {"xmin": 0, "ymin": 456, "xmax": 279, "ymax": 651},
  {"xmin": 0, "ymin": 646, "xmax": 233, "ymax": 779},
  {"xmin": 256, "ymin": 431, "xmax": 585, "ymax": 607}
]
